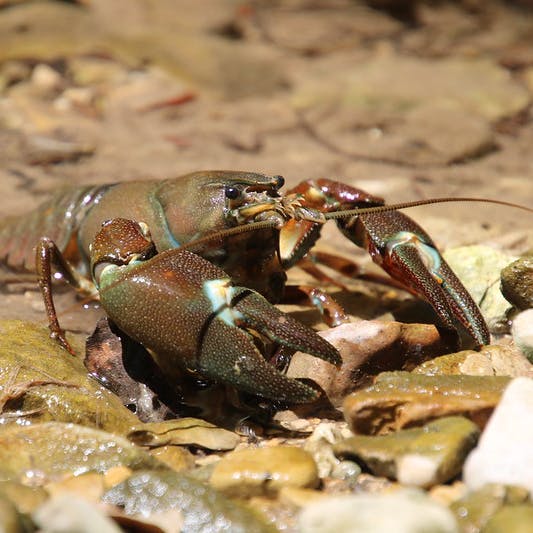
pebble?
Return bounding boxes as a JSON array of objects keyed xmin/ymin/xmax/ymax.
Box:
[
  {"xmin": 501, "ymin": 256, "xmax": 533, "ymax": 310},
  {"xmin": 463, "ymin": 377, "xmax": 533, "ymax": 495},
  {"xmin": 299, "ymin": 490, "xmax": 459, "ymax": 533},
  {"xmin": 30, "ymin": 63, "xmax": 64, "ymax": 94},
  {"xmin": 512, "ymin": 309, "xmax": 533, "ymax": 362},
  {"xmin": 210, "ymin": 446, "xmax": 319, "ymax": 498},
  {"xmin": 343, "ymin": 371, "xmax": 509, "ymax": 435},
  {"xmin": 334, "ymin": 417, "xmax": 479, "ymax": 488}
]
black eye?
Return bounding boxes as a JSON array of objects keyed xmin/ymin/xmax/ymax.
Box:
[
  {"xmin": 273, "ymin": 175, "xmax": 285, "ymax": 190},
  {"xmin": 225, "ymin": 186, "xmax": 241, "ymax": 200}
]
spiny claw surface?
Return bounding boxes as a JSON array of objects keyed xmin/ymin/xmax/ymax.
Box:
[
  {"xmin": 342, "ymin": 211, "xmax": 490, "ymax": 347},
  {"xmin": 197, "ymin": 283, "xmax": 341, "ymax": 402}
]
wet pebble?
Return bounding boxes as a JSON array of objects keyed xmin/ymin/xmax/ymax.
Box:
[
  {"xmin": 501, "ymin": 256, "xmax": 533, "ymax": 310},
  {"xmin": 343, "ymin": 371, "xmax": 508, "ymax": 435},
  {"xmin": 210, "ymin": 446, "xmax": 319, "ymax": 498},
  {"xmin": 128, "ymin": 418, "xmax": 240, "ymax": 451},
  {"xmin": 512, "ymin": 309, "xmax": 533, "ymax": 362},
  {"xmin": 334, "ymin": 417, "xmax": 479, "ymax": 488},
  {"xmin": 463, "ymin": 377, "xmax": 533, "ymax": 495},
  {"xmin": 288, "ymin": 320, "xmax": 450, "ymax": 406},
  {"xmin": 298, "ymin": 490, "xmax": 458, "ymax": 533}
]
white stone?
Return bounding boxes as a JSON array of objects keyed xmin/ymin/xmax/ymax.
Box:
[
  {"xmin": 463, "ymin": 377, "xmax": 533, "ymax": 494},
  {"xmin": 512, "ymin": 309, "xmax": 533, "ymax": 362},
  {"xmin": 299, "ymin": 490, "xmax": 458, "ymax": 533}
]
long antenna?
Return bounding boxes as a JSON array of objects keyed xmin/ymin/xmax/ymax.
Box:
[{"xmin": 324, "ymin": 197, "xmax": 533, "ymax": 220}]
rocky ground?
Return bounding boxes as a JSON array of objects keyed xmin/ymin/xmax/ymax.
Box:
[{"xmin": 0, "ymin": 0, "xmax": 533, "ymax": 532}]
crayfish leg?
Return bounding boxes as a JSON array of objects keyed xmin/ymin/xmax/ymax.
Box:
[{"xmin": 35, "ymin": 237, "xmax": 96, "ymax": 355}]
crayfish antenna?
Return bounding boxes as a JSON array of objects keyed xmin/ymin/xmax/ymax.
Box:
[{"xmin": 324, "ymin": 197, "xmax": 533, "ymax": 220}]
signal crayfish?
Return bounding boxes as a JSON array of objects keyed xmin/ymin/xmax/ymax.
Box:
[{"xmin": 1, "ymin": 171, "xmax": 531, "ymax": 404}]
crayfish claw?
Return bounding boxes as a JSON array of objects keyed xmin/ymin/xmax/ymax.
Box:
[
  {"xmin": 232, "ymin": 288, "xmax": 341, "ymax": 367},
  {"xmin": 376, "ymin": 222, "xmax": 490, "ymax": 348},
  {"xmin": 199, "ymin": 317, "xmax": 324, "ymax": 403}
]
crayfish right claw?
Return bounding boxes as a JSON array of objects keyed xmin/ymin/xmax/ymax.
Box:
[
  {"xmin": 198, "ymin": 287, "xmax": 340, "ymax": 403},
  {"xmin": 233, "ymin": 288, "xmax": 341, "ymax": 367}
]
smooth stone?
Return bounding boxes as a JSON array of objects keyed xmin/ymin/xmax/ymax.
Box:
[
  {"xmin": 299, "ymin": 490, "xmax": 458, "ymax": 533},
  {"xmin": 103, "ymin": 470, "xmax": 273, "ymax": 533},
  {"xmin": 210, "ymin": 446, "xmax": 319, "ymax": 497},
  {"xmin": 343, "ymin": 371, "xmax": 509, "ymax": 435},
  {"xmin": 463, "ymin": 377, "xmax": 533, "ymax": 495},
  {"xmin": 334, "ymin": 417, "xmax": 479, "ymax": 488},
  {"xmin": 128, "ymin": 418, "xmax": 240, "ymax": 451},
  {"xmin": 443, "ymin": 246, "xmax": 517, "ymax": 332},
  {"xmin": 450, "ymin": 484, "xmax": 530, "ymax": 532},
  {"xmin": 512, "ymin": 309, "xmax": 533, "ymax": 362},
  {"xmin": 288, "ymin": 320, "xmax": 450, "ymax": 406},
  {"xmin": 33, "ymin": 495, "xmax": 122, "ymax": 533},
  {"xmin": 501, "ymin": 256, "xmax": 533, "ymax": 310},
  {"xmin": 413, "ymin": 345, "xmax": 533, "ymax": 378}
]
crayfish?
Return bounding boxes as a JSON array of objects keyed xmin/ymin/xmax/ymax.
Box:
[{"xmin": 1, "ymin": 171, "xmax": 530, "ymax": 403}]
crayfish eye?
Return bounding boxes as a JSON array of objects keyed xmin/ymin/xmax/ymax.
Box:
[
  {"xmin": 273, "ymin": 175, "xmax": 285, "ymax": 190},
  {"xmin": 224, "ymin": 186, "xmax": 241, "ymax": 200}
]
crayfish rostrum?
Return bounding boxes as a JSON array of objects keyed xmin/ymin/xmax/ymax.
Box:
[{"xmin": 1, "ymin": 171, "xmax": 529, "ymax": 403}]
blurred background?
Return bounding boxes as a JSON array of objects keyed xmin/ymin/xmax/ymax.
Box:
[{"xmin": 0, "ymin": 0, "xmax": 532, "ymax": 249}]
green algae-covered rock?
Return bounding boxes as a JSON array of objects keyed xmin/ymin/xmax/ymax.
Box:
[
  {"xmin": 0, "ymin": 320, "xmax": 138, "ymax": 434},
  {"xmin": 343, "ymin": 371, "xmax": 509, "ymax": 435},
  {"xmin": 0, "ymin": 422, "xmax": 163, "ymax": 483},
  {"xmin": 103, "ymin": 470, "xmax": 275, "ymax": 533},
  {"xmin": 334, "ymin": 417, "xmax": 479, "ymax": 488}
]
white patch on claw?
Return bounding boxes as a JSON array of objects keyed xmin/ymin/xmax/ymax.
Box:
[
  {"xmin": 387, "ymin": 231, "xmax": 444, "ymax": 283},
  {"xmin": 203, "ymin": 278, "xmax": 244, "ymax": 327}
]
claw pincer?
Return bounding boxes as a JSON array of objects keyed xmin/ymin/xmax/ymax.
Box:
[
  {"xmin": 91, "ymin": 219, "xmax": 340, "ymax": 403},
  {"xmin": 284, "ymin": 179, "xmax": 490, "ymax": 347}
]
